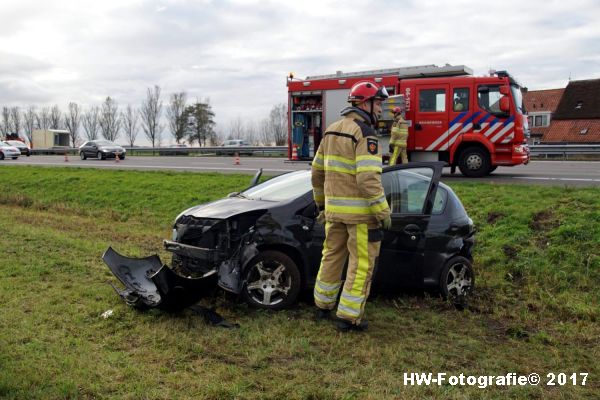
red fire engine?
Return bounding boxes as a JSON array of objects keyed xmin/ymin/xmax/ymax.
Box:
[{"xmin": 287, "ymin": 64, "xmax": 530, "ymax": 177}]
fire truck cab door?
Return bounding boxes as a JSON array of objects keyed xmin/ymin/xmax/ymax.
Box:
[{"xmin": 413, "ymin": 84, "xmax": 449, "ymax": 152}]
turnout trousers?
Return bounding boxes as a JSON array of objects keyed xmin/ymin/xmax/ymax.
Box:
[
  {"xmin": 390, "ymin": 145, "xmax": 408, "ymax": 165},
  {"xmin": 314, "ymin": 221, "xmax": 381, "ymax": 324}
]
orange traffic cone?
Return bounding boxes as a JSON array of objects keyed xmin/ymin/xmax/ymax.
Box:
[
  {"xmin": 64, "ymin": 152, "xmax": 69, "ymax": 162},
  {"xmin": 291, "ymin": 145, "xmax": 298, "ymax": 161},
  {"xmin": 234, "ymin": 152, "xmax": 240, "ymax": 165}
]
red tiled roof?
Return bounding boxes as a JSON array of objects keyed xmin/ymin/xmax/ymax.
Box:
[
  {"xmin": 543, "ymin": 119, "xmax": 600, "ymax": 143},
  {"xmin": 524, "ymin": 88, "xmax": 564, "ymax": 113},
  {"xmin": 553, "ymin": 79, "xmax": 600, "ymax": 120}
]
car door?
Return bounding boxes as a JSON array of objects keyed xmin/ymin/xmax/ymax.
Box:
[
  {"xmin": 373, "ymin": 162, "xmax": 443, "ymax": 291},
  {"xmin": 413, "ymin": 84, "xmax": 450, "ymax": 152}
]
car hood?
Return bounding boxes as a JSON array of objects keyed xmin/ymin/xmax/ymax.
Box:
[
  {"xmin": 179, "ymin": 197, "xmax": 272, "ymax": 220},
  {"xmin": 99, "ymin": 146, "xmax": 124, "ymax": 151},
  {"xmin": 1, "ymin": 146, "xmax": 19, "ymax": 152}
]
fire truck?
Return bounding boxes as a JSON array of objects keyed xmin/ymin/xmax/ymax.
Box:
[{"xmin": 286, "ymin": 64, "xmax": 530, "ymax": 177}]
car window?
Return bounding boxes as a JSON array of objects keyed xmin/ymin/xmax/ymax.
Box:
[
  {"xmin": 242, "ymin": 170, "xmax": 312, "ymax": 202},
  {"xmin": 432, "ymin": 186, "xmax": 447, "ymax": 214},
  {"xmin": 382, "ymin": 167, "xmax": 434, "ymax": 214}
]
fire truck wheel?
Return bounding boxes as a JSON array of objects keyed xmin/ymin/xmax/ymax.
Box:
[{"xmin": 458, "ymin": 147, "xmax": 491, "ymax": 178}]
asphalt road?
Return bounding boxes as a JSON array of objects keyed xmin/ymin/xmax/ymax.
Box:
[{"xmin": 2, "ymin": 155, "xmax": 599, "ymax": 187}]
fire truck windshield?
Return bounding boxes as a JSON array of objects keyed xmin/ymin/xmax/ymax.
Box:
[{"xmin": 510, "ymin": 85, "xmax": 526, "ymax": 114}]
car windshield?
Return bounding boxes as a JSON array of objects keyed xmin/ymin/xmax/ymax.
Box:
[
  {"xmin": 95, "ymin": 140, "xmax": 115, "ymax": 146},
  {"xmin": 0, "ymin": 141, "xmax": 11, "ymax": 147},
  {"xmin": 242, "ymin": 170, "xmax": 312, "ymax": 201}
]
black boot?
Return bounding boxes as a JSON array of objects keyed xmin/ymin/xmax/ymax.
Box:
[
  {"xmin": 314, "ymin": 308, "xmax": 332, "ymax": 321},
  {"xmin": 335, "ymin": 318, "xmax": 369, "ymax": 332}
]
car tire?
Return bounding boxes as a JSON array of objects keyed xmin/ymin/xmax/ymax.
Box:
[
  {"xmin": 12, "ymin": 157, "xmax": 18, "ymax": 160},
  {"xmin": 439, "ymin": 256, "xmax": 474, "ymax": 306},
  {"xmin": 80, "ymin": 152, "xmax": 87, "ymax": 160},
  {"xmin": 120, "ymin": 155, "xmax": 125, "ymax": 160},
  {"xmin": 242, "ymin": 250, "xmax": 302, "ymax": 310},
  {"xmin": 0, "ymin": 152, "xmax": 4, "ymax": 160},
  {"xmin": 458, "ymin": 147, "xmax": 491, "ymax": 178},
  {"xmin": 97, "ymin": 151, "xmax": 104, "ymax": 160}
]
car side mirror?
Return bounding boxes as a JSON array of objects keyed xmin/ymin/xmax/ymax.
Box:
[{"xmin": 500, "ymin": 97, "xmax": 510, "ymax": 112}]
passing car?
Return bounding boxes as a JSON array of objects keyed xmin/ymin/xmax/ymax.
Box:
[
  {"xmin": 5, "ymin": 140, "xmax": 31, "ymax": 156},
  {"xmin": 0, "ymin": 141, "xmax": 20, "ymax": 160},
  {"xmin": 79, "ymin": 140, "xmax": 126, "ymax": 160},
  {"xmin": 104, "ymin": 162, "xmax": 475, "ymax": 312},
  {"xmin": 216, "ymin": 139, "xmax": 252, "ymax": 156}
]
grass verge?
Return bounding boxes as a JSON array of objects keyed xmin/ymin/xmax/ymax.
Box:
[{"xmin": 0, "ymin": 166, "xmax": 598, "ymax": 399}]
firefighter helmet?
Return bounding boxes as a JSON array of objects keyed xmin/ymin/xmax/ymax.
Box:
[
  {"xmin": 347, "ymin": 81, "xmax": 389, "ymax": 104},
  {"xmin": 392, "ymin": 106, "xmax": 402, "ymax": 114}
]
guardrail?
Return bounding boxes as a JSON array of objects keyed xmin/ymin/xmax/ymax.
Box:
[
  {"xmin": 31, "ymin": 146, "xmax": 288, "ymax": 157},
  {"xmin": 28, "ymin": 144, "xmax": 600, "ymax": 158},
  {"xmin": 529, "ymin": 144, "xmax": 600, "ymax": 158}
]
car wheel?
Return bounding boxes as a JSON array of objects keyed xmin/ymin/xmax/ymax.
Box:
[
  {"xmin": 242, "ymin": 250, "xmax": 301, "ymax": 310},
  {"xmin": 439, "ymin": 256, "xmax": 474, "ymax": 305},
  {"xmin": 12, "ymin": 157, "xmax": 18, "ymax": 160},
  {"xmin": 458, "ymin": 147, "xmax": 490, "ymax": 178},
  {"xmin": 0, "ymin": 152, "xmax": 4, "ymax": 160},
  {"xmin": 97, "ymin": 151, "xmax": 104, "ymax": 160},
  {"xmin": 80, "ymin": 152, "xmax": 87, "ymax": 160},
  {"xmin": 119, "ymin": 155, "xmax": 125, "ymax": 160}
]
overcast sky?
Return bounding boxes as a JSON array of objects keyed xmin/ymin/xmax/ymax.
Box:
[{"xmin": 1, "ymin": 0, "xmax": 599, "ymax": 144}]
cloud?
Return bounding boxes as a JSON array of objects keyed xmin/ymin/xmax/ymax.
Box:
[{"xmin": 0, "ymin": 0, "xmax": 598, "ymax": 143}]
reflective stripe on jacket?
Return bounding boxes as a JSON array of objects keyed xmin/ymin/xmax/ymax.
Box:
[
  {"xmin": 390, "ymin": 117, "xmax": 408, "ymax": 147},
  {"xmin": 311, "ymin": 108, "xmax": 391, "ymax": 224}
]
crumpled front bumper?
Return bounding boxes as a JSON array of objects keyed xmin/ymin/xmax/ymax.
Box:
[{"xmin": 102, "ymin": 246, "xmax": 217, "ymax": 311}]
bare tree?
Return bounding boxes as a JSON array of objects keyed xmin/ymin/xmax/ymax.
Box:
[
  {"xmin": 266, "ymin": 103, "xmax": 288, "ymax": 146},
  {"xmin": 166, "ymin": 92, "xmax": 187, "ymax": 144},
  {"xmin": 99, "ymin": 97, "xmax": 121, "ymax": 141},
  {"xmin": 37, "ymin": 107, "xmax": 51, "ymax": 130},
  {"xmin": 259, "ymin": 118, "xmax": 272, "ymax": 145},
  {"xmin": 23, "ymin": 105, "xmax": 37, "ymax": 143},
  {"xmin": 245, "ymin": 120, "xmax": 259, "ymax": 145},
  {"xmin": 82, "ymin": 106, "xmax": 100, "ymax": 140},
  {"xmin": 140, "ymin": 85, "xmax": 163, "ymax": 147},
  {"xmin": 121, "ymin": 104, "xmax": 139, "ymax": 147},
  {"xmin": 10, "ymin": 107, "xmax": 22, "ymax": 137},
  {"xmin": 1, "ymin": 107, "xmax": 10, "ymax": 137},
  {"xmin": 228, "ymin": 116, "xmax": 244, "ymax": 140},
  {"xmin": 63, "ymin": 102, "xmax": 81, "ymax": 147},
  {"xmin": 50, "ymin": 105, "xmax": 62, "ymax": 129}
]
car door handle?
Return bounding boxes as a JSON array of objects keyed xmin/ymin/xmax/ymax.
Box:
[
  {"xmin": 403, "ymin": 224, "xmax": 421, "ymax": 234},
  {"xmin": 415, "ymin": 123, "xmax": 423, "ymax": 130}
]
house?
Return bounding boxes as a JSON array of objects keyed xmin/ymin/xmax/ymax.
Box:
[
  {"xmin": 543, "ymin": 78, "xmax": 600, "ymax": 143},
  {"xmin": 523, "ymin": 88, "xmax": 564, "ymax": 144},
  {"xmin": 31, "ymin": 129, "xmax": 70, "ymax": 148}
]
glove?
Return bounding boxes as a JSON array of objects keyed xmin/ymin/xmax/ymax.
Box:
[
  {"xmin": 381, "ymin": 216, "xmax": 392, "ymax": 230},
  {"xmin": 316, "ymin": 211, "xmax": 326, "ymax": 224}
]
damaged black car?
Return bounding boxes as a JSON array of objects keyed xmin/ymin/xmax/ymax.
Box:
[{"xmin": 104, "ymin": 162, "xmax": 475, "ymax": 311}]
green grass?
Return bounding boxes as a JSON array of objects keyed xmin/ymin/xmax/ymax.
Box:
[{"xmin": 0, "ymin": 166, "xmax": 598, "ymax": 399}]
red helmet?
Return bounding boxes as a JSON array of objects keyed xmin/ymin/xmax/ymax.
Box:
[
  {"xmin": 347, "ymin": 81, "xmax": 389, "ymax": 104},
  {"xmin": 392, "ymin": 106, "xmax": 402, "ymax": 114}
]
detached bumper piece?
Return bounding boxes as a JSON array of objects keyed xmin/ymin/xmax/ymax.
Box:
[{"xmin": 102, "ymin": 246, "xmax": 217, "ymax": 311}]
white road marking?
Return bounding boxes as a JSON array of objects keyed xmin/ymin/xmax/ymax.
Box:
[
  {"xmin": 0, "ymin": 161, "xmax": 296, "ymax": 173},
  {"xmin": 513, "ymin": 176, "xmax": 600, "ymax": 182}
]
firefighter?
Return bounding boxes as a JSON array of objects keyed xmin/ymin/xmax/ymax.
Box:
[
  {"xmin": 311, "ymin": 81, "xmax": 392, "ymax": 332},
  {"xmin": 389, "ymin": 106, "xmax": 409, "ymax": 165}
]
